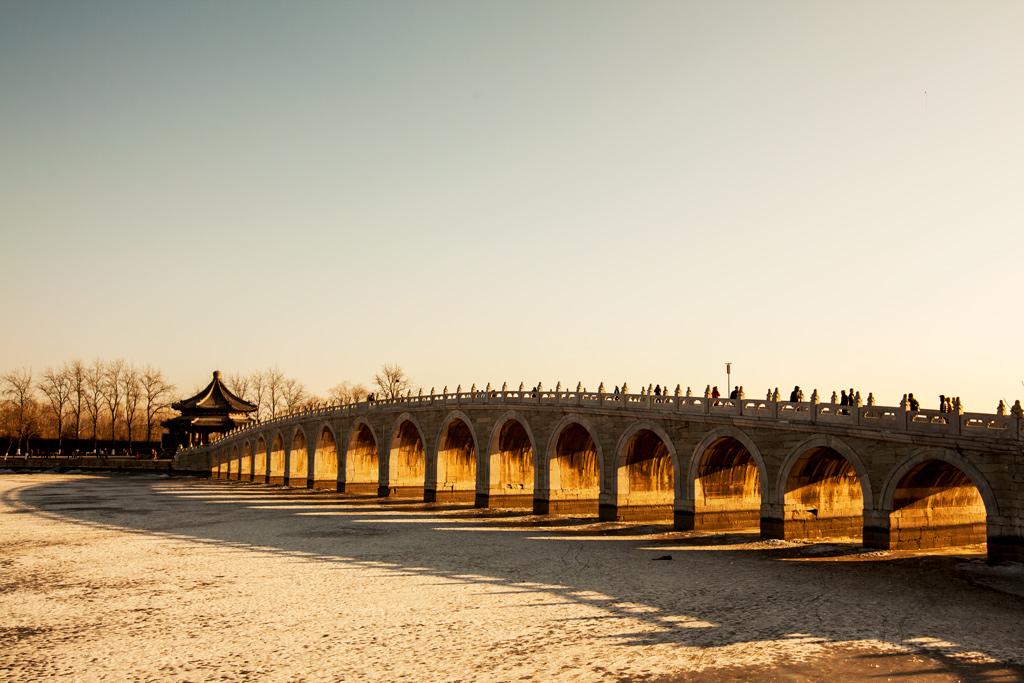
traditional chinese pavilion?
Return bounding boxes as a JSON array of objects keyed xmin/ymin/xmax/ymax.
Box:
[{"xmin": 162, "ymin": 370, "xmax": 257, "ymax": 450}]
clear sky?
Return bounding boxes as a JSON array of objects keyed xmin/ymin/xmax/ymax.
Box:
[{"xmin": 2, "ymin": 1, "xmax": 1022, "ymax": 410}]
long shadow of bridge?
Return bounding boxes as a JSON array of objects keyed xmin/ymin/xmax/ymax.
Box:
[{"xmin": 6, "ymin": 474, "xmax": 1024, "ymax": 682}]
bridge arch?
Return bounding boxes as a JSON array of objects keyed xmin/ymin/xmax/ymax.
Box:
[
  {"xmin": 774, "ymin": 435, "xmax": 872, "ymax": 541},
  {"xmin": 607, "ymin": 420, "xmax": 678, "ymax": 522},
  {"xmin": 254, "ymin": 436, "xmax": 267, "ymax": 482},
  {"xmin": 344, "ymin": 419, "xmax": 379, "ymax": 495},
  {"xmin": 541, "ymin": 415, "xmax": 603, "ymax": 516},
  {"xmin": 385, "ymin": 413, "xmax": 427, "ymax": 498},
  {"xmin": 240, "ymin": 441, "xmax": 252, "ymax": 481},
  {"xmin": 287, "ymin": 427, "xmax": 310, "ymax": 487},
  {"xmin": 484, "ymin": 412, "xmax": 535, "ymax": 509},
  {"xmin": 313, "ymin": 423, "xmax": 338, "ymax": 489},
  {"xmin": 269, "ymin": 432, "xmax": 286, "ymax": 485},
  {"xmin": 432, "ymin": 411, "xmax": 478, "ymax": 504},
  {"xmin": 686, "ymin": 426, "xmax": 767, "ymax": 531},
  {"xmin": 875, "ymin": 448, "xmax": 997, "ymax": 551}
]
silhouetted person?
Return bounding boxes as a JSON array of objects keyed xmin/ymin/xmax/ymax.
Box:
[
  {"xmin": 712, "ymin": 386, "xmax": 720, "ymax": 399},
  {"xmin": 908, "ymin": 393, "xmax": 920, "ymax": 411},
  {"xmin": 790, "ymin": 386, "xmax": 802, "ymax": 402},
  {"xmin": 939, "ymin": 394, "xmax": 946, "ymax": 413},
  {"xmin": 840, "ymin": 390, "xmax": 848, "ymax": 406},
  {"xmin": 729, "ymin": 387, "xmax": 739, "ymax": 399},
  {"xmin": 654, "ymin": 385, "xmax": 661, "ymax": 396}
]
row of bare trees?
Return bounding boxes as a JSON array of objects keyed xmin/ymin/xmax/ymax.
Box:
[
  {"xmin": 0, "ymin": 360, "xmax": 176, "ymax": 454},
  {"xmin": 224, "ymin": 363, "xmax": 415, "ymax": 422},
  {"xmin": 224, "ymin": 367, "xmax": 315, "ymax": 422},
  {"xmin": 1, "ymin": 361, "xmax": 416, "ymax": 453}
]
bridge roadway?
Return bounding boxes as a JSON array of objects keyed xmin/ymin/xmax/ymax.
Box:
[{"xmin": 175, "ymin": 388, "xmax": 1024, "ymax": 562}]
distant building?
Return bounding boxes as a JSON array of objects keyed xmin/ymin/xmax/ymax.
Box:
[{"xmin": 162, "ymin": 370, "xmax": 257, "ymax": 450}]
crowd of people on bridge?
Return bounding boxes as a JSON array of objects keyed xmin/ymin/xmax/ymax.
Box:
[{"xmin": 353, "ymin": 382, "xmax": 1024, "ymax": 419}]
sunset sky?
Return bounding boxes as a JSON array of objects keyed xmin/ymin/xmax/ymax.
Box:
[{"xmin": 2, "ymin": 1, "xmax": 1022, "ymax": 410}]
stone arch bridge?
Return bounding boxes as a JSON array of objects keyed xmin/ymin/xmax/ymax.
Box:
[{"xmin": 175, "ymin": 388, "xmax": 1024, "ymax": 562}]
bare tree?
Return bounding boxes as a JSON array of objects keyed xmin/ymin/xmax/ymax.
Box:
[
  {"xmin": 264, "ymin": 366, "xmax": 286, "ymax": 419},
  {"xmin": 141, "ymin": 365, "xmax": 175, "ymax": 444},
  {"xmin": 329, "ymin": 380, "xmax": 369, "ymax": 405},
  {"xmin": 121, "ymin": 364, "xmax": 142, "ymax": 451},
  {"xmin": 84, "ymin": 358, "xmax": 105, "ymax": 451},
  {"xmin": 298, "ymin": 394, "xmax": 326, "ymax": 412},
  {"xmin": 2, "ymin": 367, "xmax": 37, "ymax": 454},
  {"xmin": 104, "ymin": 359, "xmax": 126, "ymax": 442},
  {"xmin": 226, "ymin": 372, "xmax": 251, "ymax": 403},
  {"xmin": 67, "ymin": 359, "xmax": 86, "ymax": 442},
  {"xmin": 248, "ymin": 370, "xmax": 267, "ymax": 421},
  {"xmin": 281, "ymin": 377, "xmax": 308, "ymax": 413},
  {"xmin": 374, "ymin": 363, "xmax": 412, "ymax": 400},
  {"xmin": 38, "ymin": 365, "xmax": 72, "ymax": 452}
]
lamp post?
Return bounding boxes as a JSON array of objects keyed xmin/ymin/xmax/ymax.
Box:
[{"xmin": 726, "ymin": 363, "xmax": 732, "ymax": 395}]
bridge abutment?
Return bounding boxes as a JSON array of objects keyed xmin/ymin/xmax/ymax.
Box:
[
  {"xmin": 337, "ymin": 481, "xmax": 377, "ymax": 495},
  {"xmin": 989, "ymin": 535, "xmax": 1024, "ymax": 563},
  {"xmin": 534, "ymin": 494, "xmax": 600, "ymax": 516},
  {"xmin": 475, "ymin": 489, "xmax": 533, "ymax": 509}
]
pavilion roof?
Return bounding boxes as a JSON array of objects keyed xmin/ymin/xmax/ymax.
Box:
[{"xmin": 172, "ymin": 370, "xmax": 257, "ymax": 414}]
